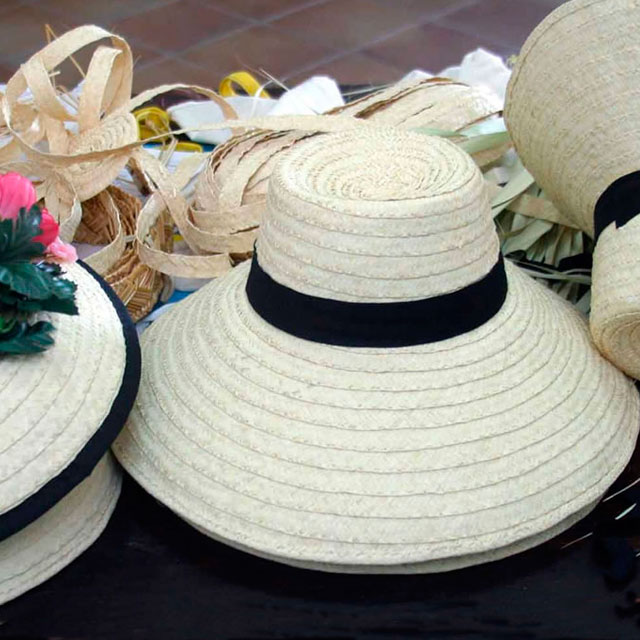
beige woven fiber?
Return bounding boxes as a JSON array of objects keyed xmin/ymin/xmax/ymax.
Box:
[
  {"xmin": 191, "ymin": 79, "xmax": 500, "ymax": 272},
  {"xmin": 80, "ymin": 185, "xmax": 171, "ymax": 321},
  {"xmin": 0, "ymin": 25, "xmax": 180, "ymax": 320},
  {"xmin": 504, "ymin": 0, "xmax": 640, "ymax": 378},
  {"xmin": 0, "ymin": 454, "xmax": 121, "ymax": 605},
  {"xmin": 114, "ymin": 129, "xmax": 640, "ymax": 572},
  {"xmin": 0, "ymin": 263, "xmax": 126, "ymax": 515}
]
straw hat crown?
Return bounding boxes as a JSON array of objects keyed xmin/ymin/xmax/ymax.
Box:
[{"xmin": 257, "ymin": 129, "xmax": 499, "ymax": 303}]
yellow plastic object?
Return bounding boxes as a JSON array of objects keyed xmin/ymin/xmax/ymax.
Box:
[
  {"xmin": 134, "ymin": 106, "xmax": 172, "ymax": 141},
  {"xmin": 174, "ymin": 141, "xmax": 203, "ymax": 152},
  {"xmin": 219, "ymin": 71, "xmax": 270, "ymax": 98}
]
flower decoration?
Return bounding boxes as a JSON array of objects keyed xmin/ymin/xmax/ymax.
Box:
[{"xmin": 0, "ymin": 172, "xmax": 78, "ymax": 354}]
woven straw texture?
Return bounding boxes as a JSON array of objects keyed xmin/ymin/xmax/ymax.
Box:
[
  {"xmin": 182, "ymin": 79, "xmax": 500, "ymax": 277},
  {"xmin": 79, "ymin": 185, "xmax": 172, "ymax": 321},
  {"xmin": 504, "ymin": 0, "xmax": 640, "ymax": 378},
  {"xmin": 114, "ymin": 130, "xmax": 640, "ymax": 572},
  {"xmin": 0, "ymin": 262, "xmax": 126, "ymax": 516},
  {"xmin": 0, "ymin": 454, "xmax": 121, "ymax": 605}
]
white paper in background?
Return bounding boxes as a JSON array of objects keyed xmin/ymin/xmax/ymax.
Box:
[
  {"xmin": 168, "ymin": 95, "xmax": 276, "ymax": 145},
  {"xmin": 268, "ymin": 76, "xmax": 344, "ymax": 116},
  {"xmin": 404, "ymin": 48, "xmax": 511, "ymax": 107},
  {"xmin": 168, "ymin": 75, "xmax": 344, "ymax": 145}
]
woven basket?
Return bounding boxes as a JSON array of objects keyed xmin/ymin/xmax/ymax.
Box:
[{"xmin": 78, "ymin": 185, "xmax": 171, "ymax": 321}]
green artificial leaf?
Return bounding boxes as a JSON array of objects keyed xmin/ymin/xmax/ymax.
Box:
[
  {"xmin": 0, "ymin": 263, "xmax": 78, "ymax": 316},
  {"xmin": 0, "ymin": 206, "xmax": 45, "ymax": 262},
  {"xmin": 36, "ymin": 261, "xmax": 63, "ymax": 277},
  {"xmin": 0, "ymin": 261, "xmax": 53, "ymax": 299},
  {"xmin": 0, "ymin": 289, "xmax": 43, "ymax": 312},
  {"xmin": 0, "ymin": 320, "xmax": 55, "ymax": 354},
  {"xmin": 459, "ymin": 131, "xmax": 511, "ymax": 155},
  {"xmin": 38, "ymin": 295, "xmax": 78, "ymax": 315},
  {"xmin": 15, "ymin": 299, "xmax": 44, "ymax": 313},
  {"xmin": 0, "ymin": 313, "xmax": 17, "ymax": 334},
  {"xmin": 0, "ymin": 286, "xmax": 22, "ymax": 308},
  {"xmin": 411, "ymin": 126, "xmax": 458, "ymax": 138},
  {"xmin": 47, "ymin": 270, "xmax": 77, "ymax": 301}
]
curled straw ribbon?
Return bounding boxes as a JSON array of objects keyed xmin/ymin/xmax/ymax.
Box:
[{"xmin": 0, "ymin": 26, "xmax": 575, "ymax": 287}]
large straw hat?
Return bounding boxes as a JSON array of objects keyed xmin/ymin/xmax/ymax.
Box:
[
  {"xmin": 0, "ymin": 261, "xmax": 140, "ymax": 602},
  {"xmin": 504, "ymin": 0, "xmax": 640, "ymax": 378},
  {"xmin": 114, "ymin": 129, "xmax": 639, "ymax": 573}
]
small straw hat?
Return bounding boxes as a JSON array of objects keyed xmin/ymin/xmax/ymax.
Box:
[
  {"xmin": 114, "ymin": 129, "xmax": 639, "ymax": 573},
  {"xmin": 504, "ymin": 0, "xmax": 640, "ymax": 378},
  {"xmin": 0, "ymin": 262, "xmax": 140, "ymax": 603}
]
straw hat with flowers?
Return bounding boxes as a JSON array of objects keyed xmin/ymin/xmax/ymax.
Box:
[{"xmin": 0, "ymin": 172, "xmax": 140, "ymax": 603}]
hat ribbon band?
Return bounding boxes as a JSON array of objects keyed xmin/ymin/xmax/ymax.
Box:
[
  {"xmin": 594, "ymin": 171, "xmax": 640, "ymax": 241},
  {"xmin": 245, "ymin": 251, "xmax": 508, "ymax": 347}
]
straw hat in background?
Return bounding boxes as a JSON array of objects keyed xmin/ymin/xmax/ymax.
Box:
[
  {"xmin": 0, "ymin": 262, "xmax": 140, "ymax": 603},
  {"xmin": 505, "ymin": 0, "xmax": 640, "ymax": 378},
  {"xmin": 114, "ymin": 129, "xmax": 639, "ymax": 573}
]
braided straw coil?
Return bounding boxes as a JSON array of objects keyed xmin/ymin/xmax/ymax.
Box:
[
  {"xmin": 505, "ymin": 0, "xmax": 640, "ymax": 378},
  {"xmin": 114, "ymin": 129, "xmax": 639, "ymax": 573},
  {"xmin": 186, "ymin": 78, "xmax": 501, "ymax": 276}
]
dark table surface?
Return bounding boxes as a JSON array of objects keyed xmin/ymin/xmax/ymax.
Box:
[{"xmin": 1, "ymin": 471, "xmax": 640, "ymax": 640}]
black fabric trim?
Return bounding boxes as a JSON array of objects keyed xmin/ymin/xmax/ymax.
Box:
[
  {"xmin": 245, "ymin": 251, "xmax": 508, "ymax": 347},
  {"xmin": 0, "ymin": 261, "xmax": 141, "ymax": 542},
  {"xmin": 594, "ymin": 171, "xmax": 640, "ymax": 241}
]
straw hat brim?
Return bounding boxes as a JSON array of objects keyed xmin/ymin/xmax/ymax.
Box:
[
  {"xmin": 0, "ymin": 262, "xmax": 140, "ymax": 540},
  {"xmin": 0, "ymin": 453, "xmax": 121, "ymax": 605},
  {"xmin": 185, "ymin": 500, "xmax": 597, "ymax": 573},
  {"xmin": 114, "ymin": 260, "xmax": 640, "ymax": 572}
]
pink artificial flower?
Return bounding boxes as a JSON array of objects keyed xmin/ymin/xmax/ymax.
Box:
[
  {"xmin": 46, "ymin": 236, "xmax": 77, "ymax": 264},
  {"xmin": 32, "ymin": 209, "xmax": 59, "ymax": 249},
  {"xmin": 0, "ymin": 172, "xmax": 37, "ymax": 220}
]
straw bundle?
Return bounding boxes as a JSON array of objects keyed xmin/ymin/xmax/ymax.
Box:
[
  {"xmin": 329, "ymin": 76, "xmax": 500, "ymax": 127},
  {"xmin": 0, "ymin": 25, "xmax": 180, "ymax": 320}
]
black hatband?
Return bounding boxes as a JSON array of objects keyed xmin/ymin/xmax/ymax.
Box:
[
  {"xmin": 594, "ymin": 171, "xmax": 640, "ymax": 241},
  {"xmin": 245, "ymin": 251, "xmax": 508, "ymax": 348}
]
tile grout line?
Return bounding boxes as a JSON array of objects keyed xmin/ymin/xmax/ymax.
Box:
[
  {"xmin": 193, "ymin": 0, "xmax": 333, "ymax": 25},
  {"xmin": 121, "ymin": 0, "xmax": 336, "ymax": 61},
  {"xmin": 178, "ymin": 0, "xmax": 480, "ymax": 68},
  {"xmin": 433, "ymin": 13, "xmax": 525, "ymax": 53},
  {"xmin": 278, "ymin": 0, "xmax": 482, "ymax": 84},
  {"xmin": 126, "ymin": 22, "xmax": 258, "ymax": 63}
]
